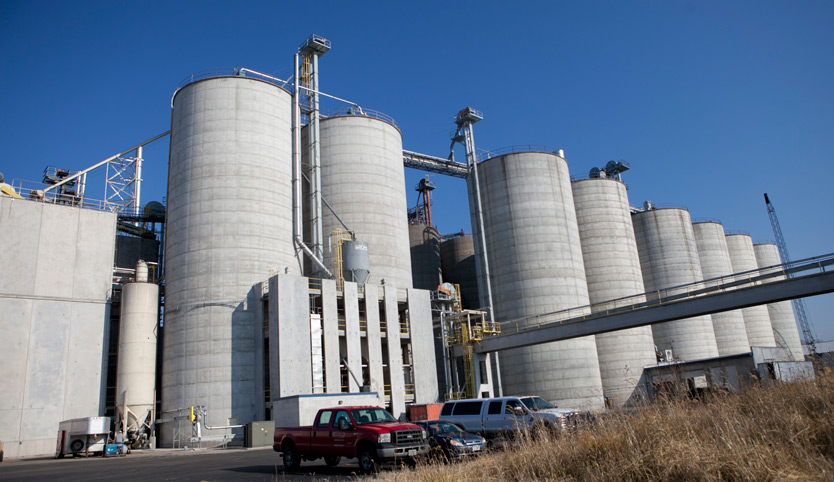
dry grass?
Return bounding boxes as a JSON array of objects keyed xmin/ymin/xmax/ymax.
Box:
[{"xmin": 377, "ymin": 369, "xmax": 834, "ymax": 482}]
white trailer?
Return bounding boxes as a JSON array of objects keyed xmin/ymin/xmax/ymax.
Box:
[{"xmin": 56, "ymin": 417, "xmax": 110, "ymax": 458}]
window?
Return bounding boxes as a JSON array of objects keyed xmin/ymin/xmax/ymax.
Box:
[
  {"xmin": 333, "ymin": 410, "xmax": 351, "ymax": 429},
  {"xmin": 452, "ymin": 401, "xmax": 483, "ymax": 416},
  {"xmin": 316, "ymin": 410, "xmax": 333, "ymax": 428},
  {"xmin": 488, "ymin": 401, "xmax": 503, "ymax": 415},
  {"xmin": 440, "ymin": 403, "xmax": 454, "ymax": 416},
  {"xmin": 505, "ymin": 400, "xmax": 525, "ymax": 415}
]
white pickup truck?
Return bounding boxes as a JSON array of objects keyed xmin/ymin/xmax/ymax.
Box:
[{"xmin": 438, "ymin": 396, "xmax": 564, "ymax": 438}]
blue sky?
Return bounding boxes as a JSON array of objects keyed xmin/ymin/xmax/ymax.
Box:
[{"xmin": 1, "ymin": 1, "xmax": 832, "ymax": 339}]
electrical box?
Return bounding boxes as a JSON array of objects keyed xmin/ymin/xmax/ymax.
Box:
[{"xmin": 245, "ymin": 421, "xmax": 274, "ymax": 448}]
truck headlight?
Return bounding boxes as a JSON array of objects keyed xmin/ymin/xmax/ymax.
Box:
[
  {"xmin": 449, "ymin": 439, "xmax": 463, "ymax": 447},
  {"xmin": 421, "ymin": 429, "xmax": 427, "ymax": 439},
  {"xmin": 378, "ymin": 433, "xmax": 391, "ymax": 444}
]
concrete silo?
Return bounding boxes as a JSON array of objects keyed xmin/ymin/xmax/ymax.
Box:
[
  {"xmin": 314, "ymin": 113, "xmax": 412, "ymax": 289},
  {"xmin": 476, "ymin": 151, "xmax": 604, "ymax": 410},
  {"xmin": 163, "ymin": 75, "xmax": 297, "ymax": 442},
  {"xmin": 725, "ymin": 234, "xmax": 777, "ymax": 348},
  {"xmin": 116, "ymin": 260, "xmax": 159, "ymax": 440},
  {"xmin": 440, "ymin": 233, "xmax": 479, "ymax": 310},
  {"xmin": 408, "ymin": 223, "xmax": 442, "ymax": 290},
  {"xmin": 754, "ymin": 243, "xmax": 804, "ymax": 360},
  {"xmin": 632, "ymin": 208, "xmax": 719, "ymax": 361},
  {"xmin": 692, "ymin": 222, "xmax": 750, "ymax": 356},
  {"xmin": 572, "ymin": 178, "xmax": 656, "ymax": 408}
]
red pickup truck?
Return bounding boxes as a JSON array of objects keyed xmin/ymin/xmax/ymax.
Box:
[{"xmin": 273, "ymin": 406, "xmax": 428, "ymax": 473}]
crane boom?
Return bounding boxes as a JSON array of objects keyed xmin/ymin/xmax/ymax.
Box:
[{"xmin": 764, "ymin": 193, "xmax": 817, "ymax": 355}]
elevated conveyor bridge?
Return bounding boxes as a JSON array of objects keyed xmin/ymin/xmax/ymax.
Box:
[{"xmin": 459, "ymin": 253, "xmax": 834, "ymax": 355}]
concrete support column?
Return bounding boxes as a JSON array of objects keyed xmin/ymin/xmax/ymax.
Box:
[
  {"xmin": 344, "ymin": 282, "xmax": 362, "ymax": 391},
  {"xmin": 407, "ymin": 289, "xmax": 439, "ymax": 404},
  {"xmin": 322, "ymin": 279, "xmax": 340, "ymax": 393},
  {"xmin": 364, "ymin": 284, "xmax": 385, "ymax": 396},
  {"xmin": 384, "ymin": 285, "xmax": 405, "ymax": 418}
]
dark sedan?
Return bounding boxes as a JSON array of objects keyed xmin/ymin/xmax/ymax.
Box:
[{"xmin": 414, "ymin": 421, "xmax": 487, "ymax": 460}]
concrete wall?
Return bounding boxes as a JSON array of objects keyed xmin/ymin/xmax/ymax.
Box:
[
  {"xmin": 692, "ymin": 222, "xmax": 750, "ymax": 356},
  {"xmin": 754, "ymin": 243, "xmax": 804, "ymax": 361},
  {"xmin": 162, "ymin": 77, "xmax": 296, "ymax": 445},
  {"xmin": 632, "ymin": 208, "xmax": 719, "ymax": 361},
  {"xmin": 725, "ymin": 234, "xmax": 777, "ymax": 348},
  {"xmin": 0, "ymin": 197, "xmax": 116, "ymax": 458},
  {"xmin": 273, "ymin": 393, "xmax": 383, "ymax": 428},
  {"xmin": 407, "ymin": 289, "xmax": 439, "ymax": 404},
  {"xmin": 474, "ymin": 152, "xmax": 604, "ymax": 410},
  {"xmin": 572, "ymin": 178, "xmax": 656, "ymax": 407}
]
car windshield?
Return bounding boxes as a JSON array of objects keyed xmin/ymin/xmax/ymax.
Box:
[
  {"xmin": 427, "ymin": 422, "xmax": 464, "ymax": 435},
  {"xmin": 350, "ymin": 408, "xmax": 397, "ymax": 426},
  {"xmin": 521, "ymin": 397, "xmax": 555, "ymax": 411}
]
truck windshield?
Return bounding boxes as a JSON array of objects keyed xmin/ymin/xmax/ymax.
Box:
[
  {"xmin": 521, "ymin": 397, "xmax": 555, "ymax": 411},
  {"xmin": 350, "ymin": 408, "xmax": 397, "ymax": 425}
]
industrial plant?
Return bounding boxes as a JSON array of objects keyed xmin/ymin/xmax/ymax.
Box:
[{"xmin": 1, "ymin": 35, "xmax": 829, "ymax": 459}]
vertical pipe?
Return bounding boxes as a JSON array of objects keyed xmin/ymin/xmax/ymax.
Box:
[
  {"xmin": 312, "ymin": 53, "xmax": 324, "ymax": 266},
  {"xmin": 135, "ymin": 146, "xmax": 143, "ymax": 219},
  {"xmin": 292, "ymin": 53, "xmax": 304, "ymax": 247}
]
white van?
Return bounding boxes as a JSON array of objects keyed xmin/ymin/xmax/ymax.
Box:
[{"xmin": 438, "ymin": 397, "xmax": 561, "ymax": 438}]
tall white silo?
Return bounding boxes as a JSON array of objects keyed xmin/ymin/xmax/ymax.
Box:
[
  {"xmin": 572, "ymin": 178, "xmax": 656, "ymax": 408},
  {"xmin": 312, "ymin": 113, "xmax": 412, "ymax": 289},
  {"xmin": 725, "ymin": 234, "xmax": 777, "ymax": 348},
  {"xmin": 692, "ymin": 222, "xmax": 750, "ymax": 356},
  {"xmin": 475, "ymin": 151, "xmax": 604, "ymax": 410},
  {"xmin": 163, "ymin": 75, "xmax": 297, "ymax": 443},
  {"xmin": 632, "ymin": 208, "xmax": 719, "ymax": 361},
  {"xmin": 754, "ymin": 243, "xmax": 804, "ymax": 360},
  {"xmin": 116, "ymin": 260, "xmax": 159, "ymax": 438}
]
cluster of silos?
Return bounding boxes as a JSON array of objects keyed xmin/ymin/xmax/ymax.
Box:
[
  {"xmin": 473, "ymin": 151, "xmax": 604, "ymax": 409},
  {"xmin": 754, "ymin": 243, "xmax": 805, "ymax": 360},
  {"xmin": 726, "ymin": 234, "xmax": 778, "ymax": 347},
  {"xmin": 409, "ymin": 223, "xmax": 442, "ymax": 290},
  {"xmin": 439, "ymin": 233, "xmax": 479, "ymax": 310}
]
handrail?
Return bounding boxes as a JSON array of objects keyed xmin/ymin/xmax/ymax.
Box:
[
  {"xmin": 322, "ymin": 106, "xmax": 399, "ymax": 131},
  {"xmin": 475, "ymin": 145, "xmax": 560, "ymax": 162}
]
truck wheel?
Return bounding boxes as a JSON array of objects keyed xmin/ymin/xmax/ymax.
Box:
[
  {"xmin": 357, "ymin": 446, "xmax": 378, "ymax": 474},
  {"xmin": 282, "ymin": 444, "xmax": 300, "ymax": 471},
  {"xmin": 70, "ymin": 440, "xmax": 85, "ymax": 453},
  {"xmin": 324, "ymin": 455, "xmax": 341, "ymax": 467}
]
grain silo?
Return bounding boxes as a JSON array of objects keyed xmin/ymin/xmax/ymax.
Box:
[
  {"xmin": 476, "ymin": 151, "xmax": 604, "ymax": 410},
  {"xmin": 572, "ymin": 178, "xmax": 656, "ymax": 408},
  {"xmin": 408, "ymin": 223, "xmax": 442, "ymax": 290},
  {"xmin": 116, "ymin": 260, "xmax": 159, "ymax": 439},
  {"xmin": 314, "ymin": 113, "xmax": 412, "ymax": 289},
  {"xmin": 163, "ymin": 75, "xmax": 297, "ymax": 442},
  {"xmin": 754, "ymin": 243, "xmax": 804, "ymax": 360},
  {"xmin": 725, "ymin": 234, "xmax": 777, "ymax": 347},
  {"xmin": 439, "ymin": 233, "xmax": 479, "ymax": 310},
  {"xmin": 692, "ymin": 222, "xmax": 750, "ymax": 356},
  {"xmin": 632, "ymin": 208, "xmax": 719, "ymax": 361}
]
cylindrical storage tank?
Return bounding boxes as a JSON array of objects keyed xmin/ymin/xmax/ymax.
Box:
[
  {"xmin": 314, "ymin": 114, "xmax": 412, "ymax": 289},
  {"xmin": 725, "ymin": 234, "xmax": 777, "ymax": 347},
  {"xmin": 163, "ymin": 76, "xmax": 296, "ymax": 441},
  {"xmin": 572, "ymin": 178, "xmax": 656, "ymax": 408},
  {"xmin": 408, "ymin": 224, "xmax": 442, "ymax": 290},
  {"xmin": 754, "ymin": 243, "xmax": 804, "ymax": 360},
  {"xmin": 343, "ymin": 240, "xmax": 370, "ymax": 283},
  {"xmin": 632, "ymin": 208, "xmax": 719, "ymax": 361},
  {"xmin": 476, "ymin": 151, "xmax": 604, "ymax": 409},
  {"xmin": 116, "ymin": 274, "xmax": 159, "ymax": 433},
  {"xmin": 439, "ymin": 234, "xmax": 479, "ymax": 310},
  {"xmin": 692, "ymin": 222, "xmax": 750, "ymax": 356}
]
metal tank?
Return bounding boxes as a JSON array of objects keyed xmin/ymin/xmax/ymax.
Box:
[
  {"xmin": 571, "ymin": 178, "xmax": 656, "ymax": 408},
  {"xmin": 116, "ymin": 260, "xmax": 159, "ymax": 438},
  {"xmin": 163, "ymin": 75, "xmax": 296, "ymax": 442},
  {"xmin": 632, "ymin": 208, "xmax": 719, "ymax": 361},
  {"xmin": 408, "ymin": 224, "xmax": 442, "ymax": 290},
  {"xmin": 343, "ymin": 240, "xmax": 370, "ymax": 283},
  {"xmin": 692, "ymin": 222, "xmax": 750, "ymax": 356},
  {"xmin": 725, "ymin": 234, "xmax": 777, "ymax": 348},
  {"xmin": 754, "ymin": 243, "xmax": 804, "ymax": 360},
  {"xmin": 312, "ymin": 113, "xmax": 412, "ymax": 289},
  {"xmin": 439, "ymin": 233, "xmax": 479, "ymax": 310},
  {"xmin": 476, "ymin": 151, "xmax": 604, "ymax": 410}
]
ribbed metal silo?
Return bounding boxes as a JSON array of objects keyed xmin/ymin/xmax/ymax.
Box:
[
  {"xmin": 572, "ymin": 178, "xmax": 656, "ymax": 408},
  {"xmin": 725, "ymin": 234, "xmax": 777, "ymax": 348},
  {"xmin": 116, "ymin": 261, "xmax": 159, "ymax": 436},
  {"xmin": 439, "ymin": 234, "xmax": 479, "ymax": 310},
  {"xmin": 754, "ymin": 243, "xmax": 804, "ymax": 360},
  {"xmin": 476, "ymin": 151, "xmax": 604, "ymax": 410},
  {"xmin": 315, "ymin": 114, "xmax": 412, "ymax": 289},
  {"xmin": 692, "ymin": 222, "xmax": 750, "ymax": 356},
  {"xmin": 408, "ymin": 224, "xmax": 442, "ymax": 290},
  {"xmin": 163, "ymin": 76, "xmax": 296, "ymax": 442},
  {"xmin": 632, "ymin": 208, "xmax": 719, "ymax": 361}
]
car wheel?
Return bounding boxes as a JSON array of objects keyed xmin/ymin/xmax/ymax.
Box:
[
  {"xmin": 324, "ymin": 455, "xmax": 340, "ymax": 467},
  {"xmin": 357, "ymin": 446, "xmax": 378, "ymax": 474},
  {"xmin": 282, "ymin": 444, "xmax": 300, "ymax": 471}
]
